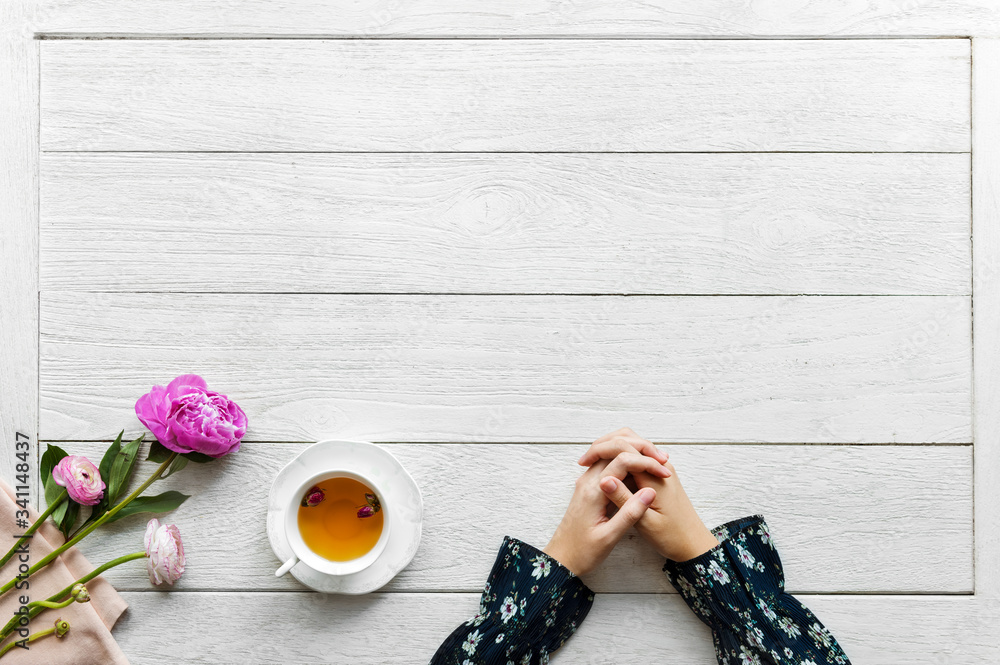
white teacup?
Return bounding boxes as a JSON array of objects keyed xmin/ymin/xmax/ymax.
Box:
[{"xmin": 274, "ymin": 469, "xmax": 391, "ymax": 578}]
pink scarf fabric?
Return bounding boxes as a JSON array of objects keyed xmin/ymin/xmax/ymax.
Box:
[{"xmin": 0, "ymin": 479, "xmax": 130, "ymax": 664}]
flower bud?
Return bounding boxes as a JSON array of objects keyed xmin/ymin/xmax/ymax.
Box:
[
  {"xmin": 356, "ymin": 505, "xmax": 375, "ymax": 519},
  {"xmin": 54, "ymin": 619, "xmax": 70, "ymax": 638},
  {"xmin": 71, "ymin": 584, "xmax": 90, "ymax": 603},
  {"xmin": 301, "ymin": 486, "xmax": 325, "ymax": 507}
]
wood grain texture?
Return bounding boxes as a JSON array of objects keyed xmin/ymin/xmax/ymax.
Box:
[
  {"xmin": 111, "ymin": 592, "xmax": 1000, "ymax": 664},
  {"xmin": 68, "ymin": 442, "xmax": 972, "ymax": 594},
  {"xmin": 39, "ymin": 293, "xmax": 972, "ymax": 444},
  {"xmin": 0, "ymin": 2, "xmax": 39, "ymax": 505},
  {"xmin": 31, "ymin": 1, "xmax": 1000, "ymax": 38},
  {"xmin": 39, "ymin": 152, "xmax": 971, "ymax": 295},
  {"xmin": 39, "ymin": 39, "xmax": 970, "ymax": 152},
  {"xmin": 973, "ymin": 38, "xmax": 1000, "ymax": 599}
]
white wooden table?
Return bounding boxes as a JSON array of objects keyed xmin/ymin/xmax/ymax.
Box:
[{"xmin": 3, "ymin": 2, "xmax": 1000, "ymax": 662}]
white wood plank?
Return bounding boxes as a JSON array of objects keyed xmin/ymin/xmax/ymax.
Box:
[
  {"xmin": 973, "ymin": 38, "xmax": 1000, "ymax": 599},
  {"xmin": 38, "ymin": 294, "xmax": 972, "ymax": 444},
  {"xmin": 112, "ymin": 592, "xmax": 1000, "ymax": 664},
  {"xmin": 69, "ymin": 442, "xmax": 971, "ymax": 594},
  {"xmin": 32, "ymin": 1, "xmax": 1000, "ymax": 38},
  {"xmin": 39, "ymin": 40, "xmax": 970, "ymax": 152},
  {"xmin": 0, "ymin": 3, "xmax": 40, "ymax": 505},
  {"xmin": 39, "ymin": 152, "xmax": 971, "ymax": 295},
  {"xmin": 39, "ymin": 293, "xmax": 972, "ymax": 443}
]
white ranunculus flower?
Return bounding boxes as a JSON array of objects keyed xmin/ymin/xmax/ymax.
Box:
[{"xmin": 144, "ymin": 518, "xmax": 186, "ymax": 586}]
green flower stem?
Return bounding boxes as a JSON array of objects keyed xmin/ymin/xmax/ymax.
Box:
[
  {"xmin": 0, "ymin": 490, "xmax": 68, "ymax": 570},
  {"xmin": 0, "ymin": 452, "xmax": 176, "ymax": 597},
  {"xmin": 0, "ymin": 551, "xmax": 145, "ymax": 644},
  {"xmin": 0, "ymin": 620, "xmax": 68, "ymax": 660},
  {"xmin": 29, "ymin": 597, "xmax": 74, "ymax": 611}
]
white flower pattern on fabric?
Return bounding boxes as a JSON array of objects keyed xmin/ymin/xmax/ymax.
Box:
[
  {"xmin": 808, "ymin": 622, "xmax": 834, "ymax": 648},
  {"xmin": 777, "ymin": 616, "xmax": 802, "ymax": 638},
  {"xmin": 708, "ymin": 559, "xmax": 731, "ymax": 585},
  {"xmin": 738, "ymin": 645, "xmax": 762, "ymax": 665},
  {"xmin": 465, "ymin": 602, "xmax": 489, "ymax": 627},
  {"xmin": 676, "ymin": 574, "xmax": 697, "ymax": 598},
  {"xmin": 757, "ymin": 597, "xmax": 777, "ymax": 621},
  {"xmin": 500, "ymin": 596, "xmax": 517, "ymax": 624},
  {"xmin": 462, "ymin": 629, "xmax": 482, "ymax": 656},
  {"xmin": 735, "ymin": 543, "xmax": 756, "ymax": 568},
  {"xmin": 531, "ymin": 555, "xmax": 552, "ymax": 580}
]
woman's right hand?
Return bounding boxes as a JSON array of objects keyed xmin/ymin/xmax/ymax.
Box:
[
  {"xmin": 580, "ymin": 428, "xmax": 720, "ymax": 562},
  {"xmin": 541, "ymin": 451, "xmax": 668, "ymax": 577}
]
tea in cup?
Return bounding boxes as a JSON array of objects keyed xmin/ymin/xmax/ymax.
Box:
[{"xmin": 275, "ymin": 470, "xmax": 391, "ymax": 577}]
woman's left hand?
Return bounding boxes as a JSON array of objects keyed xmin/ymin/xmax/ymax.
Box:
[{"xmin": 542, "ymin": 455, "xmax": 662, "ymax": 577}]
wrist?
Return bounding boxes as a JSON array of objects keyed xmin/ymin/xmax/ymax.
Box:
[
  {"xmin": 657, "ymin": 525, "xmax": 720, "ymax": 562},
  {"xmin": 643, "ymin": 514, "xmax": 720, "ymax": 562},
  {"xmin": 542, "ymin": 540, "xmax": 586, "ymax": 577}
]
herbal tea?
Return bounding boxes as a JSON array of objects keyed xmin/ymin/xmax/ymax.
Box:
[{"xmin": 297, "ymin": 477, "xmax": 384, "ymax": 562}]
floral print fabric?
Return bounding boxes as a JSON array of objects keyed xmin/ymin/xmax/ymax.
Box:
[
  {"xmin": 429, "ymin": 536, "xmax": 594, "ymax": 665},
  {"xmin": 431, "ymin": 516, "xmax": 851, "ymax": 665},
  {"xmin": 664, "ymin": 514, "xmax": 851, "ymax": 665}
]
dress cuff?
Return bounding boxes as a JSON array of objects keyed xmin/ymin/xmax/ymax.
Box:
[
  {"xmin": 430, "ymin": 537, "xmax": 594, "ymax": 664},
  {"xmin": 477, "ymin": 537, "xmax": 594, "ymax": 638},
  {"xmin": 663, "ymin": 514, "xmax": 784, "ymax": 623},
  {"xmin": 662, "ymin": 515, "xmax": 851, "ymax": 665}
]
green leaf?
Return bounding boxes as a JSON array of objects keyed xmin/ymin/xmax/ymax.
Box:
[
  {"xmin": 148, "ymin": 440, "xmax": 216, "ymax": 466},
  {"xmin": 160, "ymin": 455, "xmax": 189, "ymax": 479},
  {"xmin": 98, "ymin": 432, "xmax": 124, "ymax": 492},
  {"xmin": 108, "ymin": 435, "xmax": 143, "ymax": 504},
  {"xmin": 80, "ymin": 431, "xmax": 124, "ymax": 529},
  {"xmin": 40, "ymin": 444, "xmax": 70, "ymax": 508},
  {"xmin": 182, "ymin": 451, "xmax": 215, "ymax": 464},
  {"xmin": 104, "ymin": 491, "xmax": 189, "ymax": 524},
  {"xmin": 50, "ymin": 497, "xmax": 68, "ymax": 525},
  {"xmin": 146, "ymin": 440, "xmax": 172, "ymax": 463},
  {"xmin": 39, "ymin": 444, "xmax": 68, "ymax": 487},
  {"xmin": 56, "ymin": 501, "xmax": 79, "ymax": 540}
]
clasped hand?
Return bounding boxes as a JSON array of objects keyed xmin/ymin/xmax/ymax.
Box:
[{"xmin": 542, "ymin": 428, "xmax": 720, "ymax": 577}]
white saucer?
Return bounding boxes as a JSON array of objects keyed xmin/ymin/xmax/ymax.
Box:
[{"xmin": 266, "ymin": 440, "xmax": 423, "ymax": 594}]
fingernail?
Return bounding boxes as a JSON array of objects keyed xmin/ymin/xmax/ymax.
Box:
[
  {"xmin": 600, "ymin": 477, "xmax": 617, "ymax": 493},
  {"xmin": 638, "ymin": 488, "xmax": 655, "ymax": 506}
]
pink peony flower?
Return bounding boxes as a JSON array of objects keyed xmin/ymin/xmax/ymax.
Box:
[
  {"xmin": 52, "ymin": 455, "xmax": 105, "ymax": 506},
  {"xmin": 135, "ymin": 374, "xmax": 247, "ymax": 458},
  {"xmin": 144, "ymin": 518, "xmax": 185, "ymax": 586}
]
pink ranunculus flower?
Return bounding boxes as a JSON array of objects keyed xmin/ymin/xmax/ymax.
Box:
[
  {"xmin": 52, "ymin": 455, "xmax": 105, "ymax": 506},
  {"xmin": 134, "ymin": 374, "xmax": 247, "ymax": 458},
  {"xmin": 144, "ymin": 518, "xmax": 185, "ymax": 586}
]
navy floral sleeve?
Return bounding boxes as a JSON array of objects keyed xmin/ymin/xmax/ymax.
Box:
[
  {"xmin": 432, "ymin": 516, "xmax": 851, "ymax": 665},
  {"xmin": 428, "ymin": 536, "xmax": 594, "ymax": 665},
  {"xmin": 664, "ymin": 515, "xmax": 852, "ymax": 665}
]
